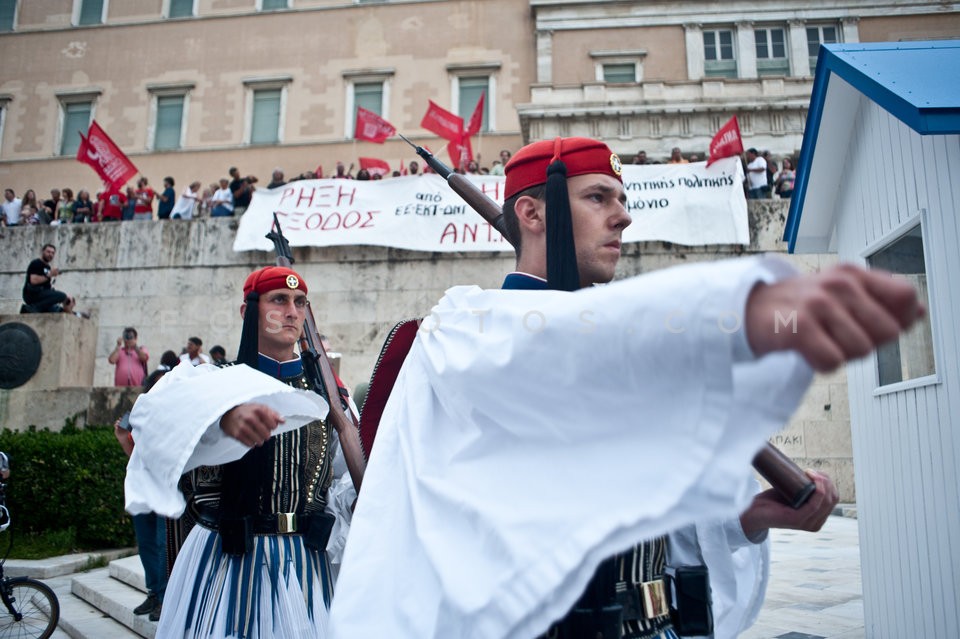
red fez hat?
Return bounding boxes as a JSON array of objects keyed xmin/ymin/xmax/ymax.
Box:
[
  {"xmin": 243, "ymin": 266, "xmax": 308, "ymax": 298},
  {"xmin": 504, "ymin": 137, "xmax": 623, "ymax": 200},
  {"xmin": 503, "ymin": 138, "xmax": 623, "ymax": 292}
]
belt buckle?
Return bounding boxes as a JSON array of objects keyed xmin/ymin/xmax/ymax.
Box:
[
  {"xmin": 641, "ymin": 579, "xmax": 669, "ymax": 619},
  {"xmin": 277, "ymin": 512, "xmax": 296, "ymax": 534}
]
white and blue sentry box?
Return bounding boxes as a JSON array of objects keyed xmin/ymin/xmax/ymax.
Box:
[{"xmin": 784, "ymin": 40, "xmax": 959, "ymax": 638}]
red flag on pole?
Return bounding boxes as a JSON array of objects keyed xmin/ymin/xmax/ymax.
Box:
[
  {"xmin": 359, "ymin": 157, "xmax": 391, "ymax": 177},
  {"xmin": 75, "ymin": 132, "xmax": 97, "ymax": 174},
  {"xmin": 446, "ymin": 136, "xmax": 474, "ymax": 169},
  {"xmin": 465, "ymin": 91, "xmax": 485, "ymax": 137},
  {"xmin": 420, "ymin": 100, "xmax": 463, "ymax": 142},
  {"xmin": 76, "ymin": 121, "xmax": 139, "ymax": 190},
  {"xmin": 355, "ymin": 107, "xmax": 396, "ymax": 144},
  {"xmin": 706, "ymin": 116, "xmax": 744, "ymax": 167}
]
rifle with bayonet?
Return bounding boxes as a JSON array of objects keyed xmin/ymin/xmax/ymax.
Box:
[
  {"xmin": 266, "ymin": 213, "xmax": 366, "ymax": 493},
  {"xmin": 399, "ymin": 136, "xmax": 815, "ymax": 509},
  {"xmin": 400, "ymin": 134, "xmax": 515, "ymax": 246}
]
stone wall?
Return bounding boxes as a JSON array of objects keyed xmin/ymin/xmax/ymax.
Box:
[
  {"xmin": 0, "ymin": 201, "xmax": 856, "ymax": 499},
  {"xmin": 0, "ymin": 311, "xmax": 142, "ymax": 432}
]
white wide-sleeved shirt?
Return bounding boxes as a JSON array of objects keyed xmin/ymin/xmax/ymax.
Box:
[{"xmin": 329, "ymin": 256, "xmax": 812, "ymax": 638}]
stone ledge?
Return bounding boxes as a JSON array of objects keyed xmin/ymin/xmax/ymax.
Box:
[
  {"xmin": 4, "ymin": 547, "xmax": 135, "ymax": 579},
  {"xmin": 0, "ymin": 312, "xmax": 97, "ymax": 390},
  {"xmin": 0, "ymin": 385, "xmax": 141, "ymax": 432}
]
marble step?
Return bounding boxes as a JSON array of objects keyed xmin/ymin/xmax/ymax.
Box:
[
  {"xmin": 71, "ymin": 567, "xmax": 156, "ymax": 639},
  {"xmin": 41, "ymin": 573, "xmax": 137, "ymax": 639},
  {"xmin": 109, "ymin": 555, "xmax": 148, "ymax": 592},
  {"xmin": 56, "ymin": 591, "xmax": 139, "ymax": 639}
]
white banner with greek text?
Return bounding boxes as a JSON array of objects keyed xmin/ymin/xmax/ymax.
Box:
[{"xmin": 232, "ymin": 157, "xmax": 747, "ymax": 253}]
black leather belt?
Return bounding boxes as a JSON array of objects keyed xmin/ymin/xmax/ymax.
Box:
[{"xmin": 194, "ymin": 507, "xmax": 335, "ymax": 554}]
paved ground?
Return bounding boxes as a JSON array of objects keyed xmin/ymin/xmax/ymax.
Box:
[
  {"xmin": 743, "ymin": 515, "xmax": 864, "ymax": 639},
  {"xmin": 24, "ymin": 514, "xmax": 865, "ymax": 638}
]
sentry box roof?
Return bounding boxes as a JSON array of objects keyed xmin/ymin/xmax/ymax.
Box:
[{"xmin": 783, "ymin": 40, "xmax": 960, "ymax": 253}]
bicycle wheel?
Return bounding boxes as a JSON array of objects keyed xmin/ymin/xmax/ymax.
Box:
[{"xmin": 0, "ymin": 578, "xmax": 60, "ymax": 639}]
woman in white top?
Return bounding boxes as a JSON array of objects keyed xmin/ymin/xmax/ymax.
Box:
[
  {"xmin": 171, "ymin": 181, "xmax": 202, "ymax": 220},
  {"xmin": 211, "ymin": 178, "xmax": 234, "ymax": 217}
]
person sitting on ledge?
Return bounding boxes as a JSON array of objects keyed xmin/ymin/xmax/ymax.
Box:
[{"xmin": 22, "ymin": 243, "xmax": 86, "ymax": 317}]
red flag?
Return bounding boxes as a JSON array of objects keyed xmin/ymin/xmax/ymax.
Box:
[
  {"xmin": 446, "ymin": 136, "xmax": 474, "ymax": 168},
  {"xmin": 706, "ymin": 116, "xmax": 744, "ymax": 167},
  {"xmin": 75, "ymin": 132, "xmax": 97, "ymax": 174},
  {"xmin": 359, "ymin": 157, "xmax": 391, "ymax": 177},
  {"xmin": 465, "ymin": 91, "xmax": 485, "ymax": 137},
  {"xmin": 77, "ymin": 121, "xmax": 139, "ymax": 190},
  {"xmin": 355, "ymin": 107, "xmax": 396, "ymax": 144},
  {"xmin": 420, "ymin": 100, "xmax": 463, "ymax": 142},
  {"xmin": 76, "ymin": 130, "xmax": 124, "ymax": 190}
]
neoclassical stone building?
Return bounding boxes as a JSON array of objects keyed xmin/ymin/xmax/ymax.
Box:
[
  {"xmin": 0, "ymin": 1, "xmax": 957, "ymax": 196},
  {"xmin": 522, "ymin": 0, "xmax": 960, "ymax": 158}
]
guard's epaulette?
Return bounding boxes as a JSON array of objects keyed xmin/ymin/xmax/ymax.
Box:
[{"xmin": 359, "ymin": 318, "xmax": 420, "ymax": 455}]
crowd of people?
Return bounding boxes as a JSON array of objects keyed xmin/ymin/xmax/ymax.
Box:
[
  {"xmin": 0, "ymin": 145, "xmax": 796, "ymax": 230},
  {"xmin": 0, "ymin": 170, "xmax": 244, "ymax": 227},
  {"xmin": 109, "ymin": 331, "xmax": 229, "ymax": 389},
  {"xmin": 631, "ymin": 146, "xmax": 797, "ymax": 200}
]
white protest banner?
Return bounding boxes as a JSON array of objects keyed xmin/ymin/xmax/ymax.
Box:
[
  {"xmin": 233, "ymin": 157, "xmax": 747, "ymax": 253},
  {"xmin": 621, "ymin": 157, "xmax": 748, "ymax": 246}
]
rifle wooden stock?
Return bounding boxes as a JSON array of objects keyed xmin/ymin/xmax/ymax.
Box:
[
  {"xmin": 446, "ymin": 173, "xmax": 514, "ymax": 246},
  {"xmin": 402, "ymin": 139, "xmax": 815, "ymax": 509},
  {"xmin": 300, "ymin": 308, "xmax": 366, "ymax": 493},
  {"xmin": 269, "ymin": 216, "xmax": 366, "ymax": 493},
  {"xmin": 753, "ymin": 444, "xmax": 815, "ymax": 509}
]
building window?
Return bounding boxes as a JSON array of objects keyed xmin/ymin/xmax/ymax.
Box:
[
  {"xmin": 349, "ymin": 81, "xmax": 384, "ymax": 136},
  {"xmin": 343, "ymin": 69, "xmax": 393, "ymax": 137},
  {"xmin": 457, "ymin": 76, "xmax": 489, "ymax": 132},
  {"xmin": 153, "ymin": 94, "xmax": 185, "ymax": 150},
  {"xmin": 755, "ymin": 27, "xmax": 789, "ymax": 76},
  {"xmin": 447, "ymin": 63, "xmax": 499, "ymax": 132},
  {"xmin": 259, "ymin": 0, "xmax": 288, "ymax": 10},
  {"xmin": 250, "ymin": 88, "xmax": 282, "ymax": 144},
  {"xmin": 60, "ymin": 100, "xmax": 93, "ymax": 156},
  {"xmin": 591, "ymin": 50, "xmax": 646, "ymax": 84},
  {"xmin": 243, "ymin": 76, "xmax": 290, "ymax": 144},
  {"xmin": 807, "ymin": 24, "xmax": 839, "ymax": 72},
  {"xmin": 602, "ymin": 63, "xmax": 636, "ymax": 83},
  {"xmin": 75, "ymin": 0, "xmax": 106, "ymax": 26},
  {"xmin": 867, "ymin": 223, "xmax": 936, "ymax": 387},
  {"xmin": 167, "ymin": 0, "xmax": 194, "ymax": 18},
  {"xmin": 0, "ymin": 0, "xmax": 17, "ymax": 32},
  {"xmin": 354, "ymin": 82, "xmax": 384, "ymax": 116},
  {"xmin": 703, "ymin": 29, "xmax": 737, "ymax": 78}
]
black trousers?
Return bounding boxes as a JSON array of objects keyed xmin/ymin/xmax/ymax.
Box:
[{"xmin": 24, "ymin": 289, "xmax": 68, "ymax": 312}]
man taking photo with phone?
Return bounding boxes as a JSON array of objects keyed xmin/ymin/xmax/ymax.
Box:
[{"xmin": 108, "ymin": 327, "xmax": 149, "ymax": 387}]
